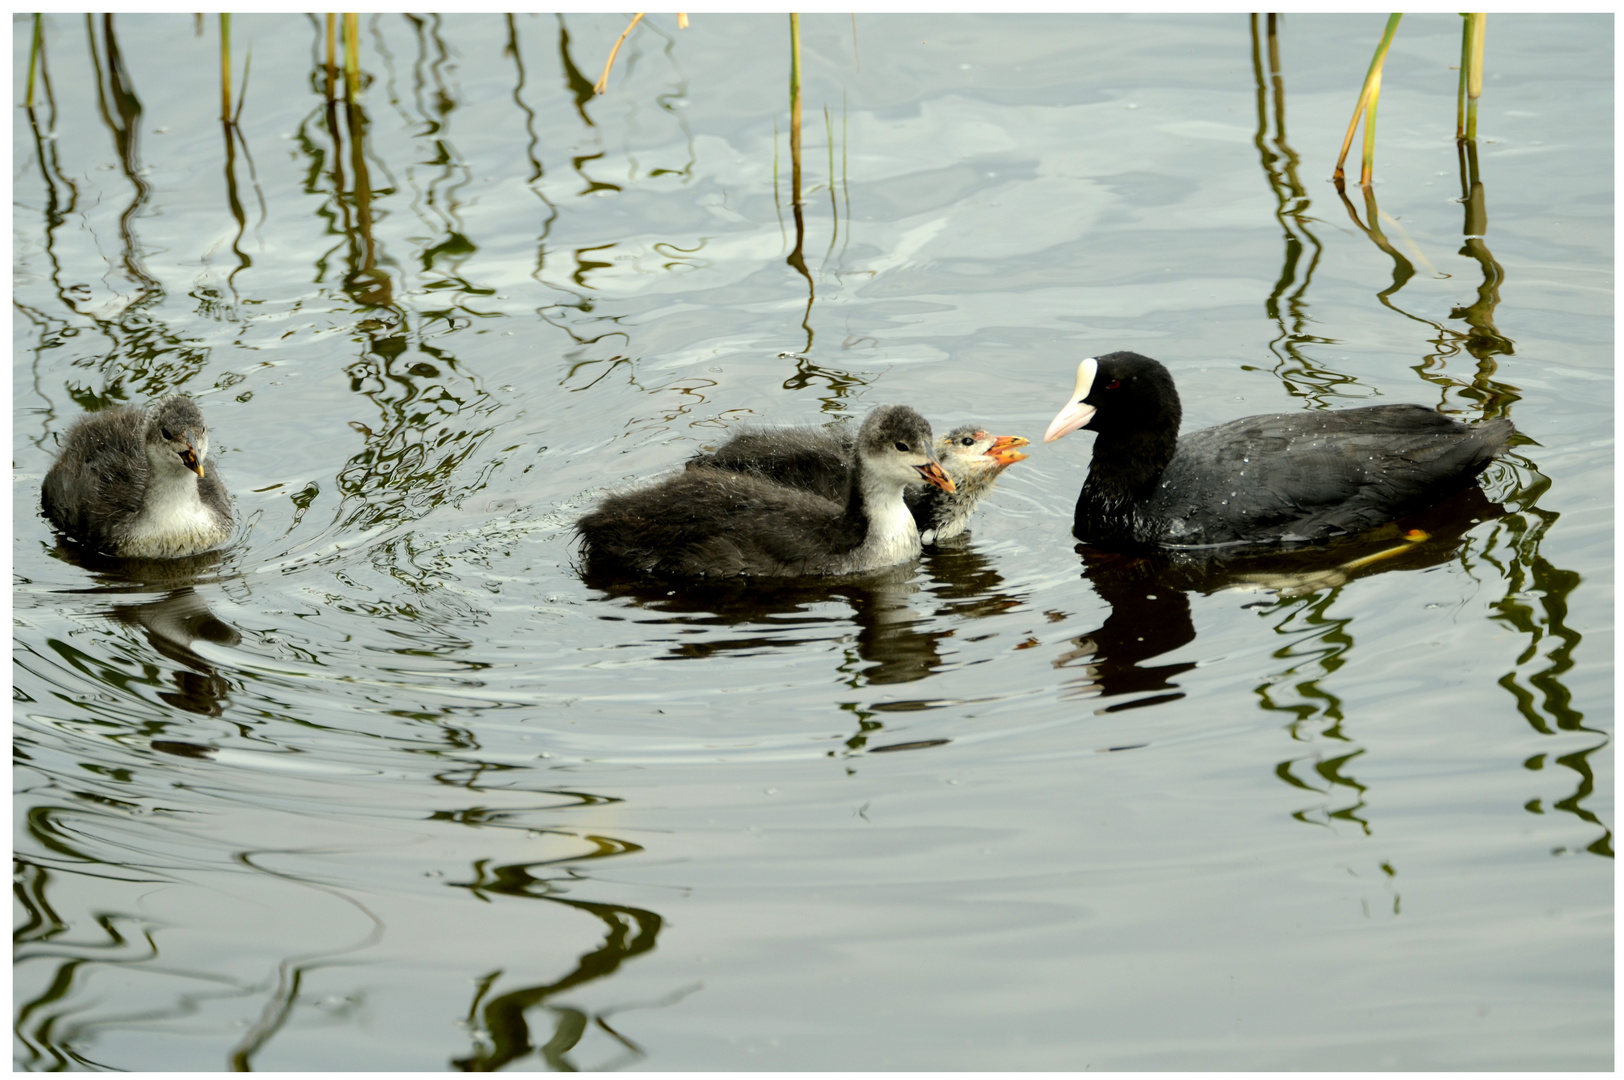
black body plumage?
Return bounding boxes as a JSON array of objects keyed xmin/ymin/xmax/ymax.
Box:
[{"xmin": 1046, "ymin": 351, "xmax": 1516, "ymax": 550}]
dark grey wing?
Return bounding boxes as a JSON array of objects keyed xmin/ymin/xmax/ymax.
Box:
[
  {"xmin": 41, "ymin": 409, "xmax": 149, "ymax": 549},
  {"xmin": 577, "ymin": 468, "xmax": 862, "ymax": 578},
  {"xmin": 687, "ymin": 427, "xmax": 855, "ymax": 502},
  {"xmin": 1152, "ymin": 407, "xmax": 1513, "ymax": 545}
]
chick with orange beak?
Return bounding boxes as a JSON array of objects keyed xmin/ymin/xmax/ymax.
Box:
[{"xmin": 911, "ymin": 425, "xmax": 1030, "ymax": 543}]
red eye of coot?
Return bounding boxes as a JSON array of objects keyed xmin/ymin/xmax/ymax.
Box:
[{"xmin": 1105, "ymin": 379, "xmax": 1121, "ymax": 390}]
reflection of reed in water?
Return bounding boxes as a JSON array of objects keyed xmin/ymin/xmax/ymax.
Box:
[
  {"xmin": 449, "ymin": 856, "xmax": 680, "ymax": 1071},
  {"xmin": 1247, "ymin": 15, "xmax": 1518, "ymax": 419},
  {"xmin": 1247, "ymin": 14, "xmax": 1348, "ymax": 407},
  {"xmin": 20, "ymin": 17, "xmax": 219, "ymax": 417},
  {"xmin": 1244, "ymin": 21, "xmax": 1601, "ymax": 855},
  {"xmin": 336, "ymin": 339, "xmax": 499, "ymax": 534},
  {"xmin": 1329, "ymin": 111, "xmax": 1519, "ymax": 417},
  {"xmin": 1477, "ymin": 466, "xmax": 1611, "ymax": 857}
]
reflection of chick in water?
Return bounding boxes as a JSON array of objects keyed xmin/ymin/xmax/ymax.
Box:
[
  {"xmin": 583, "ymin": 526, "xmax": 1033, "ymax": 687},
  {"xmin": 920, "ymin": 537, "xmax": 1025, "ymax": 620},
  {"xmin": 107, "ymin": 588, "xmax": 241, "ymax": 716},
  {"xmin": 48, "ymin": 534, "xmax": 229, "ymax": 587},
  {"xmin": 1061, "ymin": 486, "xmax": 1507, "ymax": 706},
  {"xmin": 580, "ymin": 563, "xmax": 947, "ymax": 685}
]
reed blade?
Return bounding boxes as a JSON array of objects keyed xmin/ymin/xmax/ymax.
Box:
[
  {"xmin": 26, "ymin": 14, "xmax": 42, "ymax": 109},
  {"xmin": 1333, "ymin": 13, "xmax": 1402, "ymax": 188},
  {"xmin": 789, "ymin": 13, "xmax": 802, "ymax": 207},
  {"xmin": 219, "ymin": 14, "xmax": 231, "ymax": 122},
  {"xmin": 594, "ymin": 12, "xmax": 645, "ymax": 94}
]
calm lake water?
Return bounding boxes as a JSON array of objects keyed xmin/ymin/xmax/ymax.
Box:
[{"xmin": 12, "ymin": 13, "xmax": 1612, "ymax": 1071}]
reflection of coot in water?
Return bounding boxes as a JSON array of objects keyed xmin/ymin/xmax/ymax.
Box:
[
  {"xmin": 107, "ymin": 588, "xmax": 241, "ymax": 715},
  {"xmin": 42, "ymin": 396, "xmax": 233, "ymax": 558},
  {"xmin": 1062, "ymin": 486, "xmax": 1507, "ymax": 706},
  {"xmin": 577, "ymin": 405, "xmax": 954, "ymax": 579},
  {"xmin": 1043, "ymin": 351, "xmax": 1516, "ymax": 550},
  {"xmin": 48, "ymin": 533, "xmax": 229, "ymax": 588}
]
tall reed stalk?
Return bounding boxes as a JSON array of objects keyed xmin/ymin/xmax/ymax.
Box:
[
  {"xmin": 324, "ymin": 13, "xmax": 338, "ymax": 102},
  {"xmin": 219, "ymin": 14, "xmax": 231, "ymax": 121},
  {"xmin": 1457, "ymin": 13, "xmax": 1486, "ymax": 141},
  {"xmin": 789, "ymin": 13, "xmax": 802, "ymax": 206},
  {"xmin": 26, "ymin": 14, "xmax": 43, "ymax": 108},
  {"xmin": 1333, "ymin": 13, "xmax": 1402, "ymax": 190},
  {"xmin": 343, "ymin": 13, "xmax": 360, "ymax": 102}
]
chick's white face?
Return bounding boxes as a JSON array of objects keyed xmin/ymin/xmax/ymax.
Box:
[
  {"xmin": 935, "ymin": 430, "xmax": 996, "ymax": 484},
  {"xmin": 858, "ymin": 411, "xmax": 956, "ymax": 494},
  {"xmin": 147, "ymin": 406, "xmax": 209, "ymax": 478},
  {"xmin": 939, "ymin": 429, "xmax": 997, "ymax": 461},
  {"xmin": 871, "ymin": 434, "xmax": 933, "ymax": 486},
  {"xmin": 935, "ymin": 429, "xmax": 1031, "ymax": 485}
]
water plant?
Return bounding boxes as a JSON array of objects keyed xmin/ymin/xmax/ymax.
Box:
[{"xmin": 1334, "ymin": 13, "xmax": 1488, "ymax": 191}]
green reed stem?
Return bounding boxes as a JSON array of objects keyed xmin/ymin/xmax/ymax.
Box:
[
  {"xmin": 1334, "ymin": 13, "xmax": 1402, "ymax": 189},
  {"xmin": 219, "ymin": 14, "xmax": 231, "ymax": 122},
  {"xmin": 789, "ymin": 13, "xmax": 802, "ymax": 206},
  {"xmin": 1360, "ymin": 70, "xmax": 1381, "ymax": 187},
  {"xmin": 1458, "ymin": 13, "xmax": 1486, "ymax": 141},
  {"xmin": 324, "ymin": 13, "xmax": 337, "ymax": 103},
  {"xmin": 26, "ymin": 14, "xmax": 42, "ymax": 108},
  {"xmin": 343, "ymin": 13, "xmax": 360, "ymax": 102}
]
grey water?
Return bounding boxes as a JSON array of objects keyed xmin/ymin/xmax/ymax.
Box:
[{"xmin": 12, "ymin": 13, "xmax": 1611, "ymax": 1071}]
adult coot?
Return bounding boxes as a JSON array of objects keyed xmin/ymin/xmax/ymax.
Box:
[
  {"xmin": 577, "ymin": 404, "xmax": 956, "ymax": 578},
  {"xmin": 42, "ymin": 396, "xmax": 234, "ymax": 558},
  {"xmin": 1043, "ymin": 351, "xmax": 1515, "ymax": 550},
  {"xmin": 688, "ymin": 423, "xmax": 1028, "ymax": 543}
]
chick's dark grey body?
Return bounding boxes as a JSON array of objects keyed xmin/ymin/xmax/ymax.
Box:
[
  {"xmin": 688, "ymin": 422, "xmax": 1023, "ymax": 543},
  {"xmin": 688, "ymin": 427, "xmax": 853, "ymax": 503},
  {"xmin": 578, "ymin": 404, "xmax": 953, "ymax": 579},
  {"xmin": 1046, "ymin": 351, "xmax": 1516, "ymax": 551},
  {"xmin": 42, "ymin": 396, "xmax": 233, "ymax": 559}
]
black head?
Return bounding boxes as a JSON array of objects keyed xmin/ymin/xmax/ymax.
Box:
[{"xmin": 1043, "ymin": 350, "xmax": 1182, "ymax": 442}]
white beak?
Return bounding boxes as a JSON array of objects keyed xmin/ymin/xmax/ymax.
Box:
[{"xmin": 1044, "ymin": 357, "xmax": 1099, "ymax": 443}]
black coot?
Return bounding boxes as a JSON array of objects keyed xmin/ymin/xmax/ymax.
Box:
[
  {"xmin": 1043, "ymin": 351, "xmax": 1516, "ymax": 550},
  {"xmin": 577, "ymin": 404, "xmax": 956, "ymax": 578},
  {"xmin": 688, "ymin": 422, "xmax": 1028, "ymax": 544},
  {"xmin": 41, "ymin": 396, "xmax": 234, "ymax": 558}
]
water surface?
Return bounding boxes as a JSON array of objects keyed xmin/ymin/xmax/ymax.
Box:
[{"xmin": 13, "ymin": 13, "xmax": 1612, "ymax": 1070}]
